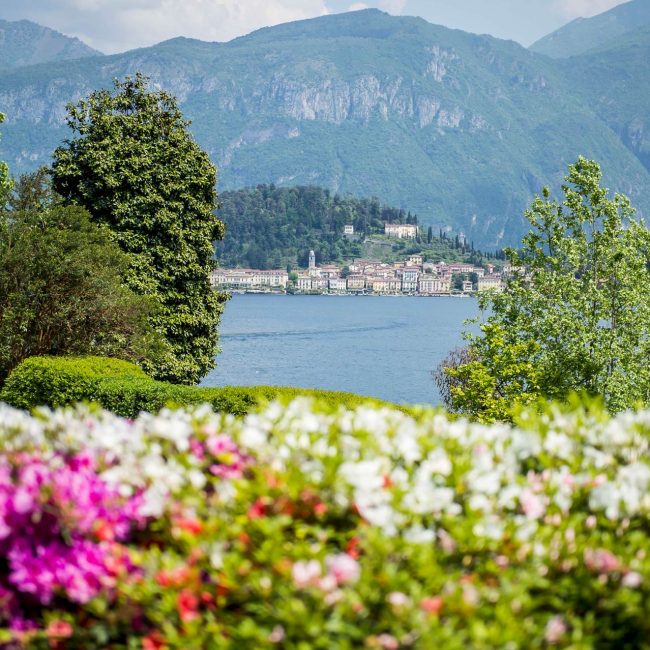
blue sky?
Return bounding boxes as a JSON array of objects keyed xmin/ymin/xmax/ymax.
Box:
[{"xmin": 0, "ymin": 0, "xmax": 628, "ymax": 54}]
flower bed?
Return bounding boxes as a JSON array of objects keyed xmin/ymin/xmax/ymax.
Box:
[{"xmin": 0, "ymin": 399, "xmax": 649, "ymax": 648}]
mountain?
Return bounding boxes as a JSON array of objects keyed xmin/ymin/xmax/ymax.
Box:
[
  {"xmin": 563, "ymin": 25, "xmax": 650, "ymax": 172},
  {"xmin": 530, "ymin": 0, "xmax": 650, "ymax": 58},
  {"xmin": 0, "ymin": 10, "xmax": 648, "ymax": 246},
  {"xmin": 0, "ymin": 19, "xmax": 101, "ymax": 69}
]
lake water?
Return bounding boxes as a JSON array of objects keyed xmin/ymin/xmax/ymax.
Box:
[{"xmin": 201, "ymin": 294, "xmax": 481, "ymax": 405}]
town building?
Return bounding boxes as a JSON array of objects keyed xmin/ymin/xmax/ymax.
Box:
[
  {"xmin": 311, "ymin": 277, "xmax": 329, "ymax": 292},
  {"xmin": 318, "ymin": 265, "xmax": 341, "ymax": 279},
  {"xmin": 370, "ymin": 277, "xmax": 391, "ymax": 293},
  {"xmin": 210, "ymin": 269, "xmax": 288, "ymax": 290},
  {"xmin": 328, "ymin": 277, "xmax": 347, "ymax": 292},
  {"xmin": 478, "ymin": 274, "xmax": 504, "ymax": 292},
  {"xmin": 419, "ymin": 276, "xmax": 452, "ymax": 295},
  {"xmin": 400, "ymin": 268, "xmax": 419, "ymax": 293},
  {"xmin": 212, "ymin": 251, "xmax": 503, "ymax": 297},
  {"xmin": 297, "ymin": 275, "xmax": 312, "ymax": 292},
  {"xmin": 447, "ymin": 263, "xmax": 475, "ymax": 274},
  {"xmin": 346, "ymin": 275, "xmax": 366, "ymax": 291},
  {"xmin": 384, "ymin": 223, "xmax": 418, "ymax": 239}
]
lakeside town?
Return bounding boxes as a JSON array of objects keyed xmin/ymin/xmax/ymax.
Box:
[{"xmin": 211, "ymin": 223, "xmax": 509, "ymax": 295}]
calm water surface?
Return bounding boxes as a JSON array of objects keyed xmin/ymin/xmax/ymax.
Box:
[{"xmin": 202, "ymin": 294, "xmax": 480, "ymax": 405}]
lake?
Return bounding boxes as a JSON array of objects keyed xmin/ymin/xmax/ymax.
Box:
[{"xmin": 201, "ymin": 294, "xmax": 481, "ymax": 405}]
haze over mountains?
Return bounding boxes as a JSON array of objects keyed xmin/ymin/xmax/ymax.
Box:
[{"xmin": 0, "ymin": 1, "xmax": 648, "ymax": 246}]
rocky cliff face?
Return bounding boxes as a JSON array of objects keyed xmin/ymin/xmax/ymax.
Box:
[{"xmin": 0, "ymin": 9, "xmax": 648, "ymax": 247}]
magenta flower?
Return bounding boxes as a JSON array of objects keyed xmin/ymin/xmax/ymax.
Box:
[{"xmin": 0, "ymin": 449, "xmax": 144, "ymax": 622}]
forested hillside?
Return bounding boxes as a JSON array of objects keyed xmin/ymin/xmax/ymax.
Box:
[
  {"xmin": 563, "ymin": 25, "xmax": 650, "ymax": 173},
  {"xmin": 215, "ymin": 185, "xmax": 490, "ymax": 269}
]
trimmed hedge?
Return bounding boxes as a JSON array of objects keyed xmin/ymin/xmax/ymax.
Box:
[{"xmin": 0, "ymin": 356, "xmax": 394, "ymax": 417}]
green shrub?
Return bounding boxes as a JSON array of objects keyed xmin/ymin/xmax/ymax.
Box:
[
  {"xmin": 0, "ymin": 356, "xmax": 393, "ymax": 416},
  {"xmin": 0, "ymin": 356, "xmax": 147, "ymax": 410}
]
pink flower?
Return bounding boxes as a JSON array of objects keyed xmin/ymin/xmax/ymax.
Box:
[
  {"xmin": 206, "ymin": 435, "xmax": 249, "ymax": 479},
  {"xmin": 11, "ymin": 489, "xmax": 34, "ymax": 515},
  {"xmin": 189, "ymin": 439, "xmax": 205, "ymax": 460},
  {"xmin": 377, "ymin": 634, "xmax": 399, "ymax": 649},
  {"xmin": 326, "ymin": 553, "xmax": 360, "ymax": 585},
  {"xmin": 292, "ymin": 560, "xmax": 322, "ymax": 588},
  {"xmin": 584, "ymin": 549, "xmax": 621, "ymax": 574},
  {"xmin": 268, "ymin": 625, "xmax": 285, "ymax": 643},
  {"xmin": 544, "ymin": 616, "xmax": 567, "ymax": 644},
  {"xmin": 318, "ymin": 574, "xmax": 338, "ymax": 593},
  {"xmin": 387, "ymin": 591, "xmax": 410, "ymax": 608},
  {"xmin": 438, "ymin": 530, "xmax": 457, "ymax": 553},
  {"xmin": 520, "ymin": 489, "xmax": 545, "ymax": 520},
  {"xmin": 324, "ymin": 589, "xmax": 344, "ymax": 606}
]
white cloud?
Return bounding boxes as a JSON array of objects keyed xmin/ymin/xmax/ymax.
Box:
[
  {"xmin": 554, "ymin": 0, "xmax": 627, "ymax": 19},
  {"xmin": 377, "ymin": 0, "xmax": 407, "ymax": 13},
  {"xmin": 345, "ymin": 0, "xmax": 405, "ymax": 15},
  {"xmin": 0, "ymin": 0, "xmax": 330, "ymax": 53}
]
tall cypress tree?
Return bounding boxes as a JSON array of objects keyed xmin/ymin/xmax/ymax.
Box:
[{"xmin": 52, "ymin": 74, "xmax": 227, "ymax": 385}]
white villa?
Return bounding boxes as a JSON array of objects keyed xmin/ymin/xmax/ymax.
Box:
[{"xmin": 384, "ymin": 223, "xmax": 418, "ymax": 239}]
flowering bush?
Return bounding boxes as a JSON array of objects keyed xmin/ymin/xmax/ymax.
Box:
[{"xmin": 0, "ymin": 399, "xmax": 649, "ymax": 648}]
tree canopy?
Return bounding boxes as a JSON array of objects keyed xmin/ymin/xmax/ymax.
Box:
[
  {"xmin": 0, "ymin": 113, "xmax": 13, "ymax": 206},
  {"xmin": 441, "ymin": 157, "xmax": 650, "ymax": 420},
  {"xmin": 216, "ymin": 184, "xmax": 496, "ymax": 270},
  {"xmin": 51, "ymin": 74, "xmax": 226, "ymax": 384},
  {"xmin": 0, "ymin": 170, "xmax": 163, "ymax": 384}
]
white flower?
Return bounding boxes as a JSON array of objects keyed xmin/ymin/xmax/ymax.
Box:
[
  {"xmin": 544, "ymin": 430, "xmax": 574, "ymax": 460},
  {"xmin": 404, "ymin": 524, "xmax": 436, "ymax": 544},
  {"xmin": 421, "ymin": 449, "xmax": 452, "ymax": 477},
  {"xmin": 622, "ymin": 571, "xmax": 643, "ymax": 588}
]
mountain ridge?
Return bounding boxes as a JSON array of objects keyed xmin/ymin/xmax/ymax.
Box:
[
  {"xmin": 0, "ymin": 19, "xmax": 101, "ymax": 69},
  {"xmin": 0, "ymin": 9, "xmax": 648, "ymax": 247},
  {"xmin": 530, "ymin": 0, "xmax": 650, "ymax": 58}
]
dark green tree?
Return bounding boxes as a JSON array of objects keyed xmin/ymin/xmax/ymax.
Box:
[
  {"xmin": 0, "ymin": 171, "xmax": 163, "ymax": 384},
  {"xmin": 51, "ymin": 74, "xmax": 226, "ymax": 384}
]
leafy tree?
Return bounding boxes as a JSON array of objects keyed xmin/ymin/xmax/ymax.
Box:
[
  {"xmin": 6, "ymin": 166, "xmax": 52, "ymax": 213},
  {"xmin": 51, "ymin": 74, "xmax": 226, "ymax": 384},
  {"xmin": 442, "ymin": 157, "xmax": 650, "ymax": 420},
  {"xmin": 0, "ymin": 114, "xmax": 13, "ymax": 206},
  {"xmin": 0, "ymin": 171, "xmax": 163, "ymax": 384}
]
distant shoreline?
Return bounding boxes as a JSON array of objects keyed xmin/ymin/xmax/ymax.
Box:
[{"xmin": 225, "ymin": 290, "xmax": 474, "ymax": 298}]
